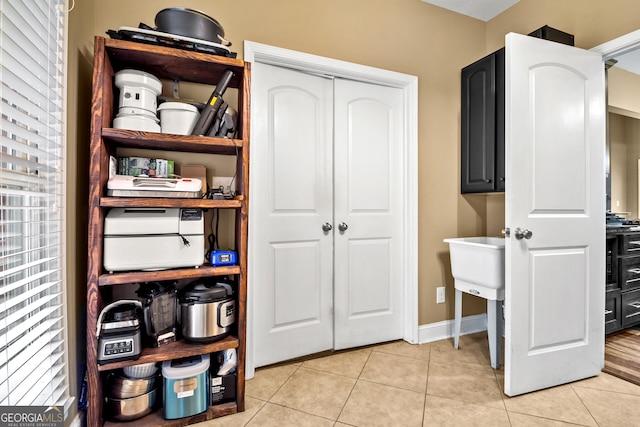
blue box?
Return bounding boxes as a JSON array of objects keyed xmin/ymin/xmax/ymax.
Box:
[{"xmin": 210, "ymin": 250, "xmax": 237, "ymax": 266}]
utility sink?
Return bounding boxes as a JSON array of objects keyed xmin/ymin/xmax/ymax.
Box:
[
  {"xmin": 444, "ymin": 236, "xmax": 506, "ymax": 369},
  {"xmin": 443, "ymin": 237, "xmax": 505, "ymax": 301}
]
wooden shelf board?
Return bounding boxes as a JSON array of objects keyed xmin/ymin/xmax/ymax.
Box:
[
  {"xmin": 99, "ymin": 196, "xmax": 243, "ymax": 209},
  {"xmin": 101, "ymin": 128, "xmax": 243, "ymax": 155},
  {"xmin": 98, "ymin": 265, "xmax": 241, "ymax": 286},
  {"xmin": 97, "ymin": 336, "xmax": 239, "ymax": 371},
  {"xmin": 104, "ymin": 38, "xmax": 246, "ymax": 86},
  {"xmin": 103, "ymin": 402, "xmax": 237, "ymax": 427}
]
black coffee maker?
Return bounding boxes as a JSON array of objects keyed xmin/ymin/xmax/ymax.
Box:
[{"xmin": 137, "ymin": 281, "xmax": 178, "ymax": 347}]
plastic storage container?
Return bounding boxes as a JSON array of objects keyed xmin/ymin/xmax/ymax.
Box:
[
  {"xmin": 162, "ymin": 354, "xmax": 210, "ymax": 419},
  {"xmin": 158, "ymin": 102, "xmax": 200, "ymax": 135}
]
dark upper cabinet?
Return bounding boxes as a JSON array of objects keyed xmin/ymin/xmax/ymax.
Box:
[{"xmin": 461, "ymin": 48, "xmax": 505, "ymax": 193}]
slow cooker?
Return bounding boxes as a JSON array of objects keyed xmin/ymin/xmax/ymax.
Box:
[{"xmin": 179, "ymin": 280, "xmax": 235, "ymax": 343}]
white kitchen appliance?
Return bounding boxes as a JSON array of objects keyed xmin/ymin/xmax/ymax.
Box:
[
  {"xmin": 107, "ymin": 175, "xmax": 202, "ymax": 198},
  {"xmin": 113, "ymin": 69, "xmax": 163, "ymax": 132},
  {"xmin": 103, "ymin": 208, "xmax": 204, "ymax": 272},
  {"xmin": 97, "ymin": 300, "xmax": 143, "ymax": 365}
]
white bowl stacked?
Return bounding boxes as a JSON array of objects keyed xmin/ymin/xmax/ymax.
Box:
[{"xmin": 122, "ymin": 362, "xmax": 159, "ymax": 379}]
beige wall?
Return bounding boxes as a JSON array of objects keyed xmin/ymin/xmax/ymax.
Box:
[
  {"xmin": 625, "ymin": 118, "xmax": 640, "ymax": 220},
  {"xmin": 67, "ymin": 0, "xmax": 640, "ymax": 371},
  {"xmin": 608, "ymin": 62, "xmax": 640, "ymax": 220},
  {"xmin": 608, "ymin": 65, "xmax": 640, "ymax": 218},
  {"xmin": 484, "ymin": 0, "xmax": 640, "ymax": 233},
  {"xmin": 84, "ymin": 0, "xmax": 490, "ymax": 326},
  {"xmin": 610, "ymin": 113, "xmax": 629, "ymax": 216},
  {"xmin": 66, "ymin": 0, "xmax": 94, "ymax": 423},
  {"xmin": 610, "ymin": 113, "xmax": 640, "ymax": 220},
  {"xmin": 609, "ymin": 67, "xmax": 640, "ymax": 114},
  {"xmin": 487, "ymin": 0, "xmax": 640, "ymax": 52}
]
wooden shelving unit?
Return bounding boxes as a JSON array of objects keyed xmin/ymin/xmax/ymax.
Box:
[{"xmin": 86, "ymin": 36, "xmax": 250, "ymax": 427}]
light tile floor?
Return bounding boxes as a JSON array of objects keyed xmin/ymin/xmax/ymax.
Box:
[{"xmin": 199, "ymin": 332, "xmax": 640, "ymax": 426}]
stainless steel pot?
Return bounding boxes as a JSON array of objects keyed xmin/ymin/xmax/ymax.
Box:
[
  {"xmin": 154, "ymin": 7, "xmax": 230, "ymax": 46},
  {"xmin": 107, "ymin": 371, "xmax": 161, "ymax": 399},
  {"xmin": 104, "ymin": 387, "xmax": 159, "ymax": 421},
  {"xmin": 179, "ymin": 281, "xmax": 235, "ymax": 343}
]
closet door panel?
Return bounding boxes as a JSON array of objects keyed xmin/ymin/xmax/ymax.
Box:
[
  {"xmin": 333, "ymin": 79, "xmax": 405, "ymax": 349},
  {"xmin": 251, "ymin": 63, "xmax": 334, "ymax": 367}
]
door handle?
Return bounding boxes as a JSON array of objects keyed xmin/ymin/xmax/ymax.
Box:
[
  {"xmin": 322, "ymin": 223, "xmax": 333, "ymax": 232},
  {"xmin": 514, "ymin": 228, "xmax": 533, "ymax": 240},
  {"xmin": 338, "ymin": 222, "xmax": 348, "ymax": 232}
]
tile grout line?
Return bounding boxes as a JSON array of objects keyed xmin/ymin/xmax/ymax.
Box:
[
  {"xmin": 421, "ymin": 343, "xmax": 432, "ymax": 426},
  {"xmin": 572, "ymin": 376, "xmax": 640, "ymax": 397},
  {"xmin": 237, "ymin": 397, "xmax": 268, "ymax": 427},
  {"xmin": 333, "ymin": 349, "xmax": 374, "ymax": 425},
  {"xmin": 568, "ymin": 383, "xmax": 606, "ymax": 427},
  {"xmin": 250, "ymin": 363, "xmax": 345, "ymax": 425},
  {"xmin": 241, "ymin": 364, "xmax": 305, "ymax": 426}
]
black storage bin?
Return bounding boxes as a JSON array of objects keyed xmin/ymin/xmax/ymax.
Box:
[{"xmin": 528, "ymin": 25, "xmax": 574, "ymax": 46}]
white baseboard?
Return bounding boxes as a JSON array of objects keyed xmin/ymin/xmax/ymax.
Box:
[{"xmin": 417, "ymin": 313, "xmax": 487, "ymax": 344}]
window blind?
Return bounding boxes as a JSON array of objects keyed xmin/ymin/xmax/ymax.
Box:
[{"xmin": 0, "ymin": 0, "xmax": 70, "ymax": 412}]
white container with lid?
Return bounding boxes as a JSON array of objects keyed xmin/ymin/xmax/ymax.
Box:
[
  {"xmin": 162, "ymin": 354, "xmax": 210, "ymax": 419},
  {"xmin": 158, "ymin": 102, "xmax": 200, "ymax": 135}
]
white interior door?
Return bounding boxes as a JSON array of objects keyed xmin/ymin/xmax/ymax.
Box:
[
  {"xmin": 251, "ymin": 64, "xmax": 407, "ymax": 366},
  {"xmin": 505, "ymin": 33, "xmax": 605, "ymax": 396},
  {"xmin": 333, "ymin": 79, "xmax": 405, "ymax": 349},
  {"xmin": 251, "ymin": 62, "xmax": 334, "ymax": 367}
]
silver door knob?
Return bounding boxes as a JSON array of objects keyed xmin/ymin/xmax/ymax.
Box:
[
  {"xmin": 338, "ymin": 222, "xmax": 348, "ymax": 232},
  {"xmin": 322, "ymin": 223, "xmax": 333, "ymax": 232},
  {"xmin": 514, "ymin": 228, "xmax": 533, "ymax": 240}
]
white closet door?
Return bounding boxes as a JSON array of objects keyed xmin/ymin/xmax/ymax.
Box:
[
  {"xmin": 251, "ymin": 62, "xmax": 334, "ymax": 367},
  {"xmin": 333, "ymin": 79, "xmax": 405, "ymax": 349}
]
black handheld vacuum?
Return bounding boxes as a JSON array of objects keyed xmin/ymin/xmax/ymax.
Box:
[{"xmin": 191, "ymin": 69, "xmax": 235, "ymax": 136}]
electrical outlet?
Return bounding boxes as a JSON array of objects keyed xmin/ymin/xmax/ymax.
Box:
[
  {"xmin": 436, "ymin": 287, "xmax": 446, "ymax": 304},
  {"xmin": 210, "ymin": 176, "xmax": 236, "ymax": 194}
]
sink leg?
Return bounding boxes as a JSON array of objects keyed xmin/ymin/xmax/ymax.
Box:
[
  {"xmin": 487, "ymin": 299, "xmax": 501, "ymax": 369},
  {"xmin": 454, "ymin": 289, "xmax": 462, "ymax": 349}
]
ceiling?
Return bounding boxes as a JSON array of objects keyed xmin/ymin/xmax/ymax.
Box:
[
  {"xmin": 612, "ymin": 50, "xmax": 640, "ymax": 75},
  {"xmin": 422, "ymin": 0, "xmax": 520, "ymax": 21}
]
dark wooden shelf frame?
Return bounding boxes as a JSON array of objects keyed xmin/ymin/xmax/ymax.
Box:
[{"xmin": 87, "ymin": 36, "xmax": 250, "ymax": 427}]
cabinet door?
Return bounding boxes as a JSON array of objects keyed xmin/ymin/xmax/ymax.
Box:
[
  {"xmin": 606, "ymin": 235, "xmax": 618, "ymax": 289},
  {"xmin": 618, "ymin": 255, "xmax": 640, "ymax": 291},
  {"xmin": 495, "ymin": 48, "xmax": 506, "ymax": 191},
  {"xmin": 461, "ymin": 53, "xmax": 497, "ymax": 193},
  {"xmin": 622, "ymin": 287, "xmax": 640, "ymax": 327},
  {"xmin": 605, "ymin": 288, "xmax": 622, "ymax": 334}
]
